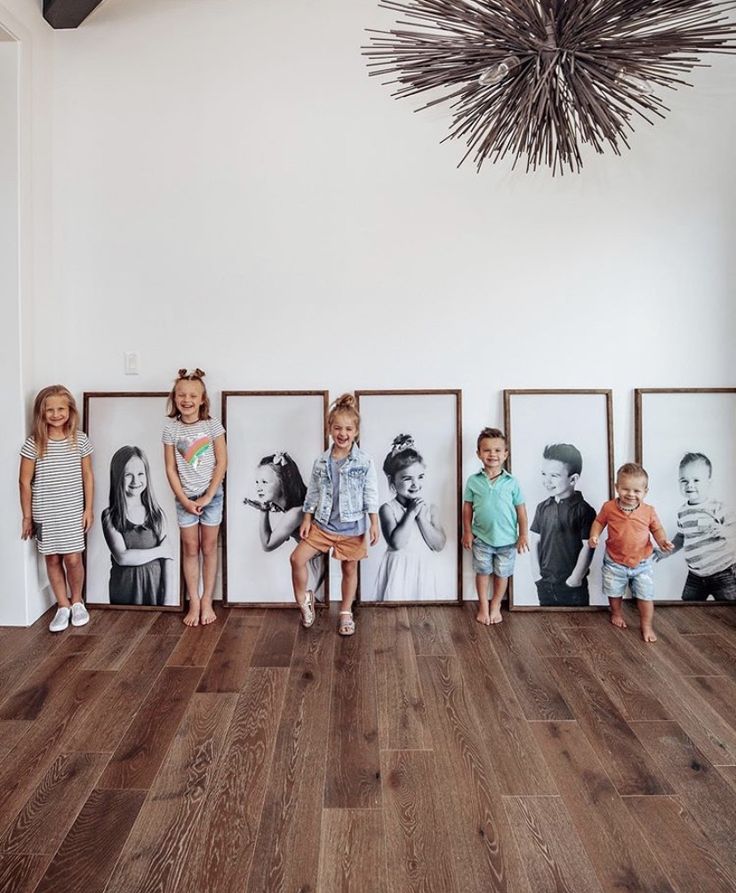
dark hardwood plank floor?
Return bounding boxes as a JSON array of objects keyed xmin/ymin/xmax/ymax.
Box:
[{"xmin": 1, "ymin": 602, "xmax": 735, "ymax": 892}]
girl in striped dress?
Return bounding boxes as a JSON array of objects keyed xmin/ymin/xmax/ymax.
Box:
[
  {"xmin": 163, "ymin": 369, "xmax": 227, "ymax": 626},
  {"xmin": 19, "ymin": 385, "xmax": 94, "ymax": 632}
]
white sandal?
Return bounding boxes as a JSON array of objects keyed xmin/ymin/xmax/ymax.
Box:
[
  {"xmin": 299, "ymin": 590, "xmax": 315, "ymax": 628},
  {"xmin": 338, "ymin": 611, "xmax": 355, "ymax": 636}
]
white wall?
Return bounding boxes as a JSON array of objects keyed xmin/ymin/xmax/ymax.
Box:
[{"xmin": 5, "ymin": 0, "xmax": 736, "ymax": 620}]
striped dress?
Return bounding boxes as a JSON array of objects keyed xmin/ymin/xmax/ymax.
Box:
[
  {"xmin": 677, "ymin": 498, "xmax": 735, "ymax": 577},
  {"xmin": 20, "ymin": 433, "xmax": 93, "ymax": 555}
]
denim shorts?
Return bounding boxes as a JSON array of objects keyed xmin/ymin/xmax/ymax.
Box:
[
  {"xmin": 602, "ymin": 554, "xmax": 655, "ymax": 600},
  {"xmin": 176, "ymin": 485, "xmax": 224, "ymax": 528},
  {"xmin": 472, "ymin": 537, "xmax": 516, "ymax": 577}
]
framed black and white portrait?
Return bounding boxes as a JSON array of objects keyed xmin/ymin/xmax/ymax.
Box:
[
  {"xmin": 356, "ymin": 390, "xmax": 462, "ymax": 605},
  {"xmin": 503, "ymin": 389, "xmax": 614, "ymax": 610},
  {"xmin": 636, "ymin": 388, "xmax": 736, "ymax": 605},
  {"xmin": 222, "ymin": 391, "xmax": 329, "ymax": 606},
  {"xmin": 83, "ymin": 393, "xmax": 182, "ymax": 611}
]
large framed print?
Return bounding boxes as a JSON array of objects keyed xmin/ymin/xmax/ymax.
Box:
[
  {"xmin": 356, "ymin": 390, "xmax": 462, "ymax": 605},
  {"xmin": 83, "ymin": 393, "xmax": 182, "ymax": 611},
  {"xmin": 636, "ymin": 388, "xmax": 736, "ymax": 605},
  {"xmin": 223, "ymin": 391, "xmax": 329, "ymax": 606},
  {"xmin": 503, "ymin": 389, "xmax": 614, "ymax": 610}
]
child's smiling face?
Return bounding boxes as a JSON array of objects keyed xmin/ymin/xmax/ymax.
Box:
[
  {"xmin": 391, "ymin": 461, "xmax": 425, "ymax": 500},
  {"xmin": 541, "ymin": 458, "xmax": 577, "ymax": 500},
  {"xmin": 44, "ymin": 396, "xmax": 70, "ymax": 433},
  {"xmin": 123, "ymin": 456, "xmax": 148, "ymax": 497},
  {"xmin": 679, "ymin": 460, "xmax": 712, "ymax": 505},
  {"xmin": 477, "ymin": 437, "xmax": 508, "ymax": 474},
  {"xmin": 255, "ymin": 465, "xmax": 282, "ymax": 504},
  {"xmin": 175, "ymin": 380, "xmax": 205, "ymax": 422},
  {"xmin": 330, "ymin": 412, "xmax": 358, "ymax": 453},
  {"xmin": 616, "ymin": 473, "xmax": 648, "ymax": 509}
]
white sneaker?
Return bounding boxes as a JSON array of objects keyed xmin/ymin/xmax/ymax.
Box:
[
  {"xmin": 49, "ymin": 607, "xmax": 71, "ymax": 633},
  {"xmin": 71, "ymin": 602, "xmax": 90, "ymax": 627}
]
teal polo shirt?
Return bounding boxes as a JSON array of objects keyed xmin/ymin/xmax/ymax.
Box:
[{"xmin": 463, "ymin": 468, "xmax": 524, "ymax": 547}]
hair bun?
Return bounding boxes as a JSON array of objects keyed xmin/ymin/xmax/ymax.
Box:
[
  {"xmin": 177, "ymin": 368, "xmax": 206, "ymax": 380},
  {"xmin": 332, "ymin": 393, "xmax": 357, "ymax": 411}
]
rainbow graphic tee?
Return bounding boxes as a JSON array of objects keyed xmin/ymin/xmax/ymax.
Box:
[
  {"xmin": 162, "ymin": 417, "xmax": 226, "ymax": 497},
  {"xmin": 178, "ymin": 434, "xmax": 211, "ymax": 470}
]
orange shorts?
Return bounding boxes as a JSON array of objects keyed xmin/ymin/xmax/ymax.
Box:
[{"xmin": 302, "ymin": 523, "xmax": 367, "ymax": 561}]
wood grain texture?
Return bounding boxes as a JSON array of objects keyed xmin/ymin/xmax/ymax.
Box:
[
  {"xmin": 246, "ymin": 618, "xmax": 335, "ymax": 893},
  {"xmin": 96, "ymin": 666, "xmax": 202, "ymax": 790},
  {"xmin": 624, "ymin": 795, "xmax": 736, "ymax": 893},
  {"xmin": 546, "ymin": 655, "xmax": 672, "ymax": 795},
  {"xmin": 418, "ymin": 654, "xmax": 530, "ymax": 893},
  {"xmin": 631, "ymin": 720, "xmax": 736, "ymax": 880},
  {"xmin": 0, "ymin": 721, "xmax": 32, "ymax": 761},
  {"xmin": 179, "ymin": 668, "xmax": 288, "ymax": 893},
  {"xmin": 105, "ymin": 693, "xmax": 237, "ymax": 893},
  {"xmin": 503, "ymin": 796, "xmax": 603, "ymax": 893},
  {"xmin": 373, "ymin": 607, "xmax": 430, "ymax": 750},
  {"xmin": 531, "ymin": 721, "xmax": 676, "ymax": 893},
  {"xmin": 380, "ymin": 750, "xmax": 458, "ymax": 893},
  {"xmin": 408, "ymin": 604, "xmax": 457, "ymax": 656},
  {"xmin": 165, "ymin": 617, "xmax": 224, "ymax": 667},
  {"xmin": 487, "ymin": 616, "xmax": 573, "ymax": 721},
  {"xmin": 197, "ymin": 610, "xmax": 264, "ymax": 692},
  {"xmin": 68, "ymin": 634, "xmax": 179, "ymax": 752},
  {"xmin": 317, "ymin": 808, "xmax": 387, "ymax": 893},
  {"xmin": 682, "ymin": 675, "xmax": 736, "ymax": 732},
  {"xmin": 0, "ymin": 855, "xmax": 51, "ymax": 893},
  {"xmin": 147, "ymin": 611, "xmax": 187, "ymax": 635},
  {"xmin": 0, "ymin": 752, "xmax": 108, "ymax": 855},
  {"xmin": 679, "ymin": 634, "xmax": 736, "ymax": 680},
  {"xmin": 445, "ymin": 608, "xmax": 556, "ymax": 795},
  {"xmin": 249, "ymin": 607, "xmax": 299, "ymax": 668},
  {"xmin": 325, "ymin": 611, "xmax": 381, "ymax": 808},
  {"xmin": 81, "ymin": 610, "xmax": 157, "ymax": 671},
  {"xmin": 34, "ymin": 789, "xmax": 146, "ymax": 893}
]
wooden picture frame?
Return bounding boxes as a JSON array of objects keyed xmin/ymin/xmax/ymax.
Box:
[
  {"xmin": 635, "ymin": 388, "xmax": 736, "ymax": 605},
  {"xmin": 503, "ymin": 389, "xmax": 614, "ymax": 611},
  {"xmin": 355, "ymin": 389, "xmax": 463, "ymax": 605},
  {"xmin": 83, "ymin": 392, "xmax": 183, "ymax": 611},
  {"xmin": 222, "ymin": 390, "xmax": 329, "ymax": 607}
]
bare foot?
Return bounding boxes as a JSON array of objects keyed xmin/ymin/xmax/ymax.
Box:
[
  {"xmin": 641, "ymin": 625, "xmax": 657, "ymax": 643},
  {"xmin": 610, "ymin": 612, "xmax": 627, "ymax": 630},
  {"xmin": 183, "ymin": 603, "xmax": 200, "ymax": 627},
  {"xmin": 200, "ymin": 597, "xmax": 217, "ymax": 625},
  {"xmin": 489, "ymin": 608, "xmax": 503, "ymax": 625},
  {"xmin": 476, "ymin": 610, "xmax": 491, "ymax": 626}
]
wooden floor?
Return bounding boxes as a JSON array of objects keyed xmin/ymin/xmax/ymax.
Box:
[{"xmin": 1, "ymin": 601, "xmax": 736, "ymax": 893}]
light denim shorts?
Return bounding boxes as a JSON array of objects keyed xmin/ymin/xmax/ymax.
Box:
[
  {"xmin": 602, "ymin": 554, "xmax": 655, "ymax": 600},
  {"xmin": 176, "ymin": 485, "xmax": 224, "ymax": 528},
  {"xmin": 472, "ymin": 537, "xmax": 516, "ymax": 577}
]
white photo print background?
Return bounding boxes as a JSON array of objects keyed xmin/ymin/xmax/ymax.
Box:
[
  {"xmin": 225, "ymin": 393, "xmax": 326, "ymax": 604},
  {"xmin": 507, "ymin": 393, "xmax": 611, "ymax": 608},
  {"xmin": 639, "ymin": 391, "xmax": 736, "ymax": 603},
  {"xmin": 358, "ymin": 393, "xmax": 459, "ymax": 602},
  {"xmin": 85, "ymin": 395, "xmax": 181, "ymax": 607}
]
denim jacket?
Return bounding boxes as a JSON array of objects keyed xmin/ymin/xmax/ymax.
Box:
[{"xmin": 303, "ymin": 444, "xmax": 379, "ymax": 525}]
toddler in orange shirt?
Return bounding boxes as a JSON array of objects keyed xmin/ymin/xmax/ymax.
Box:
[{"xmin": 588, "ymin": 463, "xmax": 674, "ymax": 642}]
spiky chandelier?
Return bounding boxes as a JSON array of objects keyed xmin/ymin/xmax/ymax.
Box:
[{"xmin": 364, "ymin": 1, "xmax": 736, "ymax": 173}]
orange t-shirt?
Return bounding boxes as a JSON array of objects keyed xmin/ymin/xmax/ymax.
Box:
[{"xmin": 595, "ymin": 499, "xmax": 664, "ymax": 568}]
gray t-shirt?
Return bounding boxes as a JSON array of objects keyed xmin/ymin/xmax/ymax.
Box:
[{"xmin": 162, "ymin": 416, "xmax": 225, "ymax": 497}]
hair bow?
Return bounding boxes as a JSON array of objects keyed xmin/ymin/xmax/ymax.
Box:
[
  {"xmin": 177, "ymin": 368, "xmax": 205, "ymax": 380},
  {"xmin": 391, "ymin": 434, "xmax": 415, "ymax": 454},
  {"xmin": 272, "ymin": 451, "xmax": 288, "ymax": 466}
]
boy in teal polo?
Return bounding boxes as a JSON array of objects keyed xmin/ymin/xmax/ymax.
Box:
[{"xmin": 462, "ymin": 427, "xmax": 528, "ymax": 625}]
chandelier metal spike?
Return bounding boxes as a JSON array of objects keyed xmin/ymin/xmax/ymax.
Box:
[{"xmin": 363, "ymin": 0, "xmax": 736, "ymax": 173}]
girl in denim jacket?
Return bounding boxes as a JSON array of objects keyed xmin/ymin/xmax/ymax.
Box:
[{"xmin": 290, "ymin": 394, "xmax": 379, "ymax": 635}]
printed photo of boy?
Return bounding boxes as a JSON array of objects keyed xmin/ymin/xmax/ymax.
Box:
[{"xmin": 530, "ymin": 443, "xmax": 596, "ymax": 607}]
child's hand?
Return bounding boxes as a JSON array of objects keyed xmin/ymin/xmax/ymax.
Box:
[
  {"xmin": 516, "ymin": 534, "xmax": 529, "ymax": 554},
  {"xmin": 299, "ymin": 517, "xmax": 312, "ymax": 540},
  {"xmin": 82, "ymin": 509, "xmax": 94, "ymax": 532},
  {"xmin": 566, "ymin": 575, "xmax": 582, "ymax": 588},
  {"xmin": 658, "ymin": 538, "xmax": 675, "ymax": 553},
  {"xmin": 588, "ymin": 534, "xmax": 599, "ymax": 548},
  {"xmin": 194, "ymin": 493, "xmax": 212, "ymax": 509},
  {"xmin": 183, "ymin": 499, "xmax": 203, "ymax": 516},
  {"xmin": 369, "ymin": 517, "xmax": 379, "ymax": 546},
  {"xmin": 21, "ymin": 517, "xmax": 33, "ymax": 540},
  {"xmin": 462, "ymin": 532, "xmax": 473, "ymax": 551}
]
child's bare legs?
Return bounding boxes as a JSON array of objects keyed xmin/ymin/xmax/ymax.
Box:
[
  {"xmin": 340, "ymin": 560, "xmax": 358, "ymax": 613},
  {"xmin": 608, "ymin": 596, "xmax": 627, "ymax": 629},
  {"xmin": 180, "ymin": 525, "xmax": 203, "ymax": 626},
  {"xmin": 637, "ymin": 599, "xmax": 656, "ymax": 643},
  {"xmin": 45, "ymin": 554, "xmax": 72, "ymax": 609},
  {"xmin": 64, "ymin": 553, "xmax": 85, "ymax": 604},
  {"xmin": 475, "ymin": 574, "xmax": 491, "ymax": 624},
  {"xmin": 291, "ymin": 541, "xmax": 321, "ymax": 608},
  {"xmin": 199, "ymin": 524, "xmax": 219, "ymax": 625},
  {"xmin": 489, "ymin": 574, "xmax": 508, "ymax": 624}
]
